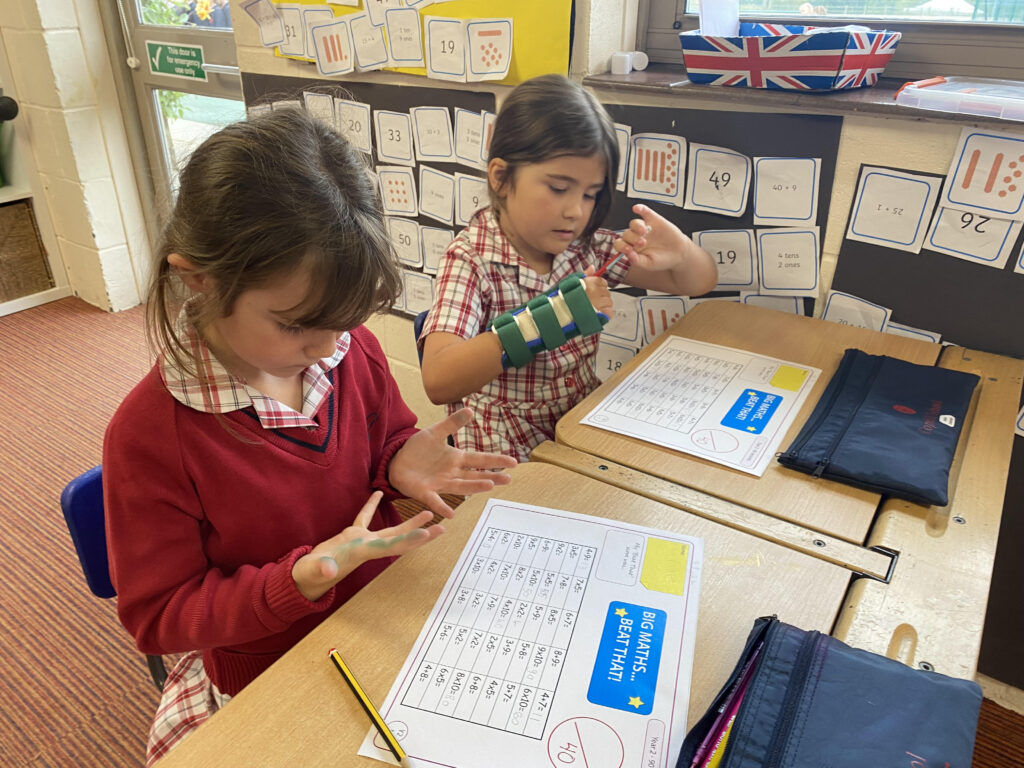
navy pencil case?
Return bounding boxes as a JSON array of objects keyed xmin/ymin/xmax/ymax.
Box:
[
  {"xmin": 676, "ymin": 616, "xmax": 982, "ymax": 768},
  {"xmin": 777, "ymin": 348, "xmax": 979, "ymax": 506}
]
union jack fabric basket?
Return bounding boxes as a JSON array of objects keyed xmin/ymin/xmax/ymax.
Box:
[{"xmin": 679, "ymin": 23, "xmax": 901, "ymax": 91}]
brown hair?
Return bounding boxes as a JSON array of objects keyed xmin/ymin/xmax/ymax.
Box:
[
  {"xmin": 146, "ymin": 107, "xmax": 400, "ymax": 378},
  {"xmin": 487, "ymin": 74, "xmax": 619, "ymax": 245}
]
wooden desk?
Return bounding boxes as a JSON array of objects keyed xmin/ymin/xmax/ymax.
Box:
[
  {"xmin": 156, "ymin": 462, "xmax": 852, "ymax": 767},
  {"xmin": 557, "ymin": 301, "xmax": 942, "ymax": 544},
  {"xmin": 546, "ymin": 302, "xmax": 1023, "ymax": 678}
]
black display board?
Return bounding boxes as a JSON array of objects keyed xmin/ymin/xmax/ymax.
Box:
[
  {"xmin": 600, "ymin": 106, "xmax": 843, "ymax": 312},
  {"xmin": 832, "ymin": 164, "xmax": 1024, "ymax": 359}
]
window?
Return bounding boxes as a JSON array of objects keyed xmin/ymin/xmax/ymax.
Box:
[{"xmin": 640, "ymin": 0, "xmax": 1024, "ymax": 80}]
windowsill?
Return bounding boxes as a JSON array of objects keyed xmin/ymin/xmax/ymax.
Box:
[{"xmin": 583, "ymin": 64, "xmax": 1024, "ymax": 128}]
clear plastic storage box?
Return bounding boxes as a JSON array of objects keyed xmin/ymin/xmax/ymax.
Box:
[{"xmin": 895, "ymin": 76, "xmax": 1024, "ymax": 121}]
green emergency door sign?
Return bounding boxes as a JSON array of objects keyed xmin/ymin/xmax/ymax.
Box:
[{"xmin": 146, "ymin": 41, "xmax": 208, "ymax": 81}]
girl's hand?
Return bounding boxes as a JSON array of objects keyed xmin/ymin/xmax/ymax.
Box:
[
  {"xmin": 613, "ymin": 203, "xmax": 692, "ymax": 273},
  {"xmin": 292, "ymin": 491, "xmax": 443, "ymax": 601},
  {"xmin": 582, "ymin": 266, "xmax": 613, "ymax": 317},
  {"xmin": 388, "ymin": 408, "xmax": 517, "ymax": 519}
]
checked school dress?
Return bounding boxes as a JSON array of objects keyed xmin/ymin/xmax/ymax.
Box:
[{"xmin": 419, "ymin": 208, "xmax": 630, "ymax": 462}]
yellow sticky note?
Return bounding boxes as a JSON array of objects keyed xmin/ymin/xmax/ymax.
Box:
[
  {"xmin": 770, "ymin": 364, "xmax": 809, "ymax": 392},
  {"xmin": 640, "ymin": 538, "xmax": 690, "ymax": 595}
]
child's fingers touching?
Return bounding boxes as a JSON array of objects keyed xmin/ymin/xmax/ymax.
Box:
[{"xmin": 456, "ymin": 450, "xmax": 517, "ymax": 472}]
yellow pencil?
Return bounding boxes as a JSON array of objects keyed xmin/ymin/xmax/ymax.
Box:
[{"xmin": 328, "ymin": 648, "xmax": 409, "ymax": 766}]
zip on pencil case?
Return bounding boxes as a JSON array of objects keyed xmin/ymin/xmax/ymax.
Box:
[
  {"xmin": 676, "ymin": 616, "xmax": 983, "ymax": 768},
  {"xmin": 777, "ymin": 348, "xmax": 979, "ymax": 506}
]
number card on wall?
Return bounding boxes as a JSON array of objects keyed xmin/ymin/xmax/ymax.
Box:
[
  {"xmin": 388, "ymin": 217, "xmax": 422, "ymax": 267},
  {"xmin": 365, "ymin": 0, "xmax": 403, "ymax": 29},
  {"xmin": 374, "ymin": 110, "xmax": 414, "ymax": 165},
  {"xmin": 846, "ymin": 167, "xmax": 941, "ymax": 254},
  {"xmin": 885, "ymin": 321, "xmax": 941, "ymax": 343},
  {"xmin": 740, "ymin": 293, "xmax": 803, "ymax": 315},
  {"xmin": 628, "ymin": 134, "xmax": 686, "ymax": 207},
  {"xmin": 421, "ymin": 226, "xmax": 453, "ymax": 275},
  {"xmin": 466, "ymin": 19, "xmax": 513, "ymax": 82},
  {"xmin": 403, "ymin": 270, "xmax": 435, "ymax": 315},
  {"xmin": 378, "ymin": 165, "xmax": 418, "ymax": 217},
  {"xmin": 302, "ymin": 91, "xmax": 335, "ymax": 127},
  {"xmin": 385, "ymin": 7, "xmax": 425, "ymax": 68},
  {"xmin": 614, "ymin": 124, "xmax": 631, "ymax": 192},
  {"xmin": 596, "ymin": 339, "xmax": 639, "ymax": 383},
  {"xmin": 303, "ymin": 8, "xmax": 334, "ymax": 60},
  {"xmin": 454, "ymin": 108, "xmax": 484, "ymax": 169},
  {"xmin": 941, "ymin": 127, "xmax": 1024, "ymax": 221},
  {"xmin": 336, "ymin": 98, "xmax": 371, "ymax": 154},
  {"xmin": 419, "ymin": 166, "xmax": 456, "ymax": 225},
  {"xmin": 603, "ymin": 291, "xmax": 641, "ymax": 344},
  {"xmin": 756, "ymin": 227, "xmax": 819, "ymax": 297},
  {"xmin": 694, "ymin": 229, "xmax": 757, "ymax": 291},
  {"xmin": 821, "ymin": 290, "xmax": 891, "ymax": 331},
  {"xmin": 350, "ymin": 12, "xmax": 389, "ymax": 71},
  {"xmin": 455, "ymin": 173, "xmax": 488, "ymax": 225},
  {"xmin": 753, "ymin": 157, "xmax": 820, "ymax": 226},
  {"xmin": 311, "ymin": 19, "xmax": 354, "ymax": 76},
  {"xmin": 275, "ymin": 5, "xmax": 304, "ymax": 56},
  {"xmin": 924, "ymin": 207, "xmax": 1023, "ymax": 270},
  {"xmin": 241, "ymin": 0, "xmax": 285, "ymax": 47},
  {"xmin": 1016, "ymin": 242, "xmax": 1024, "ymax": 275},
  {"xmin": 639, "ymin": 295, "xmax": 686, "ymax": 345},
  {"xmin": 685, "ymin": 143, "xmax": 750, "ymax": 217},
  {"xmin": 425, "ymin": 17, "xmax": 467, "ymax": 82},
  {"xmin": 411, "ymin": 106, "xmax": 455, "ymax": 163}
]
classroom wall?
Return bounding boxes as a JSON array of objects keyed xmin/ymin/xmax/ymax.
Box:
[{"xmin": 0, "ymin": 0, "xmax": 149, "ymax": 311}]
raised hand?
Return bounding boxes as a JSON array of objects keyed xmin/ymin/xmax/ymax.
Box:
[
  {"xmin": 292, "ymin": 491, "xmax": 444, "ymax": 601},
  {"xmin": 388, "ymin": 408, "xmax": 517, "ymax": 518},
  {"xmin": 612, "ymin": 203, "xmax": 691, "ymax": 272}
]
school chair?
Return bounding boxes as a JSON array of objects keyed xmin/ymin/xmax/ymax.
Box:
[{"xmin": 60, "ymin": 466, "xmax": 168, "ymax": 692}]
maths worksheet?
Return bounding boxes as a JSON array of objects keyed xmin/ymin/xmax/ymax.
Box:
[
  {"xmin": 580, "ymin": 336, "xmax": 821, "ymax": 476},
  {"xmin": 358, "ymin": 500, "xmax": 704, "ymax": 768}
]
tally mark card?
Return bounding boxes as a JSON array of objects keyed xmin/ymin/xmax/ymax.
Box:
[
  {"xmin": 753, "ymin": 157, "xmax": 821, "ymax": 226},
  {"xmin": 756, "ymin": 227, "xmax": 819, "ymax": 297},
  {"xmin": 924, "ymin": 207, "xmax": 1023, "ymax": 270},
  {"xmin": 454, "ymin": 109, "xmax": 485, "ymax": 170},
  {"xmin": 374, "ymin": 110, "xmax": 414, "ymax": 166},
  {"xmin": 378, "ymin": 166, "xmax": 418, "ymax": 217},
  {"xmin": 639, "ymin": 295, "xmax": 686, "ymax": 345},
  {"xmin": 421, "ymin": 227, "xmax": 453, "ymax": 275},
  {"xmin": 241, "ymin": 0, "xmax": 284, "ymax": 47},
  {"xmin": 942, "ymin": 127, "xmax": 1024, "ymax": 221},
  {"xmin": 388, "ymin": 217, "xmax": 422, "ymax": 267},
  {"xmin": 846, "ymin": 167, "xmax": 941, "ymax": 254},
  {"xmin": 385, "ymin": 8, "xmax": 424, "ymax": 67},
  {"xmin": 628, "ymin": 133, "xmax": 686, "ymax": 208},
  {"xmin": 411, "ymin": 106, "xmax": 455, "ymax": 163},
  {"xmin": 336, "ymin": 98, "xmax": 371, "ymax": 154},
  {"xmin": 694, "ymin": 229, "xmax": 757, "ymax": 291},
  {"xmin": 614, "ymin": 124, "xmax": 632, "ymax": 192},
  {"xmin": 350, "ymin": 12, "xmax": 389, "ymax": 71},
  {"xmin": 311, "ymin": 19, "xmax": 354, "ymax": 76},
  {"xmin": 455, "ymin": 173, "xmax": 488, "ymax": 225},
  {"xmin": 419, "ymin": 166, "xmax": 456, "ymax": 225},
  {"xmin": 685, "ymin": 143, "xmax": 751, "ymax": 217},
  {"xmin": 821, "ymin": 290, "xmax": 891, "ymax": 332}
]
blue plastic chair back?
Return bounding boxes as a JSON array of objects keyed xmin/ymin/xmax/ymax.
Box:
[
  {"xmin": 60, "ymin": 466, "xmax": 115, "ymax": 598},
  {"xmin": 413, "ymin": 310, "xmax": 429, "ymax": 365}
]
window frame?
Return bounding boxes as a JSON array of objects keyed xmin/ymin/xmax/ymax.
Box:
[{"xmin": 637, "ymin": 0, "xmax": 1024, "ymax": 81}]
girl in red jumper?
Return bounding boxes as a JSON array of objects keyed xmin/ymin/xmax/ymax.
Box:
[{"xmin": 103, "ymin": 109, "xmax": 517, "ymax": 765}]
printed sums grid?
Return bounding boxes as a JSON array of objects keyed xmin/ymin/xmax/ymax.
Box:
[
  {"xmin": 401, "ymin": 527, "xmax": 595, "ymax": 739},
  {"xmin": 603, "ymin": 349, "xmax": 744, "ymax": 433}
]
